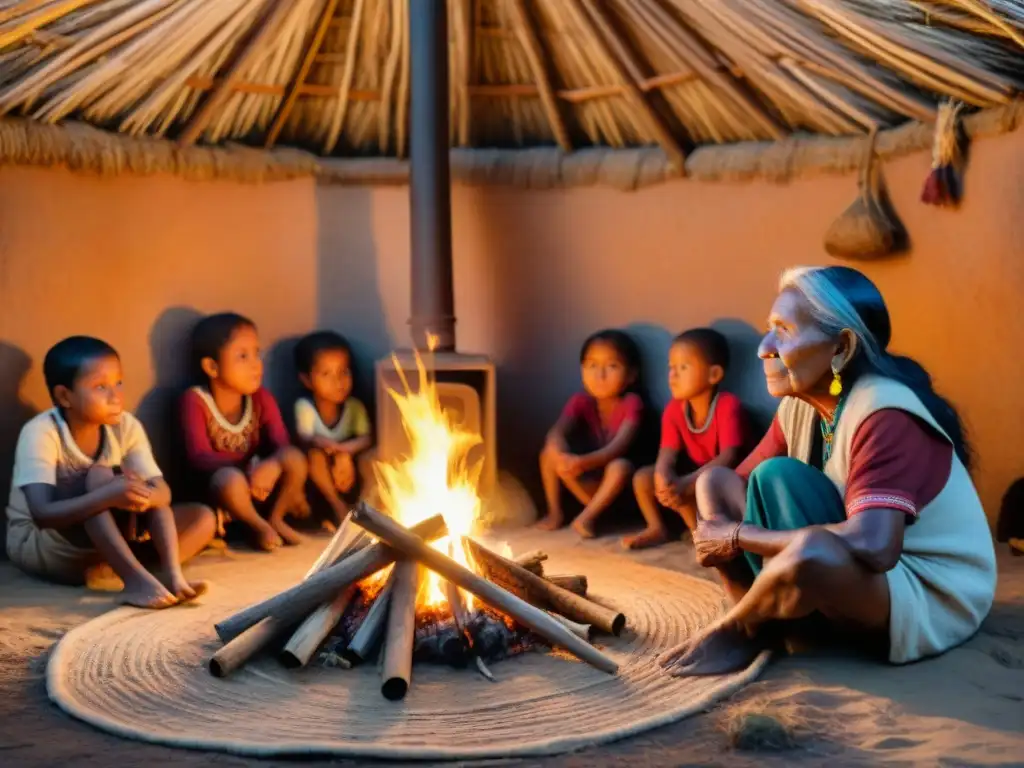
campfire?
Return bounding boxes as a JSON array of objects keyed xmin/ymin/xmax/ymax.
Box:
[{"xmin": 207, "ymin": 350, "xmax": 624, "ymax": 699}]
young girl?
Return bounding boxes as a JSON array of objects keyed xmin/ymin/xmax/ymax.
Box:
[
  {"xmin": 180, "ymin": 313, "xmax": 308, "ymax": 551},
  {"xmin": 538, "ymin": 329, "xmax": 644, "ymax": 538}
]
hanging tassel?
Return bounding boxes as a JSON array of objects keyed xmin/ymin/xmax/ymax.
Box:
[{"xmin": 921, "ymin": 101, "xmax": 964, "ymax": 207}]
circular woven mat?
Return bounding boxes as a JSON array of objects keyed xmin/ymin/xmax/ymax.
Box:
[{"xmin": 48, "ymin": 545, "xmax": 769, "ymax": 760}]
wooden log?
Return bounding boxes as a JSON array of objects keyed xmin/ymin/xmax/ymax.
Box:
[
  {"xmin": 350, "ymin": 504, "xmax": 618, "ymax": 674},
  {"xmin": 381, "ymin": 560, "xmax": 419, "ymax": 701},
  {"xmin": 546, "ymin": 611, "xmax": 592, "ymax": 642},
  {"xmin": 209, "ymin": 616, "xmax": 287, "ymax": 678},
  {"xmin": 344, "ymin": 574, "xmax": 395, "ymax": 664},
  {"xmin": 214, "ymin": 515, "xmax": 447, "ymax": 643},
  {"xmin": 512, "ymin": 549, "xmax": 547, "ymax": 576},
  {"xmin": 279, "ymin": 585, "xmax": 358, "ymax": 669},
  {"xmin": 303, "ymin": 514, "xmax": 369, "ymax": 579},
  {"xmin": 464, "ymin": 538, "xmax": 624, "ymax": 636},
  {"xmin": 546, "ymin": 573, "xmax": 588, "ymax": 596}
]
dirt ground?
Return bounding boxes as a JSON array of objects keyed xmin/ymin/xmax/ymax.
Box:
[{"xmin": 1, "ymin": 527, "xmax": 1022, "ymax": 767}]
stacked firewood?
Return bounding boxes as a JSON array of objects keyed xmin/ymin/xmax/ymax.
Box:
[{"xmin": 208, "ymin": 502, "xmax": 624, "ymax": 700}]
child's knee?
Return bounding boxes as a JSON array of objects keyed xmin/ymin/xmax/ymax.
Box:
[
  {"xmin": 608, "ymin": 458, "xmax": 634, "ymax": 481},
  {"xmin": 85, "ymin": 464, "xmax": 116, "ymax": 492},
  {"xmin": 307, "ymin": 447, "xmax": 329, "ymax": 468},
  {"xmin": 210, "ymin": 467, "xmax": 248, "ymax": 498},
  {"xmin": 633, "ymin": 464, "xmax": 655, "ymax": 492},
  {"xmin": 278, "ymin": 446, "xmax": 307, "ymax": 477}
]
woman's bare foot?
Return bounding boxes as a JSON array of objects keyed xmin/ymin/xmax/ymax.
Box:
[
  {"xmin": 571, "ymin": 518, "xmax": 597, "ymax": 539},
  {"xmin": 119, "ymin": 573, "xmax": 177, "ymax": 610},
  {"xmin": 657, "ymin": 622, "xmax": 763, "ymax": 676},
  {"xmin": 621, "ymin": 526, "xmax": 669, "ymax": 550},
  {"xmin": 271, "ymin": 518, "xmax": 305, "ymax": 546},
  {"xmin": 535, "ymin": 511, "xmax": 565, "ymax": 531}
]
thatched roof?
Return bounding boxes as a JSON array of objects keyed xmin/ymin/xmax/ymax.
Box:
[{"xmin": 0, "ymin": 0, "xmax": 1021, "ymax": 174}]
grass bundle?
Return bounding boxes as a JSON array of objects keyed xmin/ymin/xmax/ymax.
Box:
[
  {"xmin": 824, "ymin": 130, "xmax": 906, "ymax": 260},
  {"xmin": 921, "ymin": 100, "xmax": 965, "ymax": 206}
]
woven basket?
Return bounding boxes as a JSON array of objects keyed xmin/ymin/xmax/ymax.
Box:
[{"xmin": 824, "ymin": 132, "xmax": 905, "ymax": 260}]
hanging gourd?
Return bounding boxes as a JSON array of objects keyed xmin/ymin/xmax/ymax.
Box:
[
  {"xmin": 921, "ymin": 101, "xmax": 964, "ymax": 208},
  {"xmin": 823, "ymin": 130, "xmax": 906, "ymax": 261}
]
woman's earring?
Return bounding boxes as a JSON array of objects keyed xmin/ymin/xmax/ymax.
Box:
[{"xmin": 829, "ymin": 365, "xmax": 843, "ymax": 397}]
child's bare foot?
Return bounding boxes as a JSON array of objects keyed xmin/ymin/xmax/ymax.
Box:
[
  {"xmin": 85, "ymin": 563, "xmax": 124, "ymax": 592},
  {"xmin": 254, "ymin": 524, "xmax": 283, "ymax": 551},
  {"xmin": 571, "ymin": 519, "xmax": 597, "ymax": 539},
  {"xmin": 167, "ymin": 574, "xmax": 211, "ymax": 604},
  {"xmin": 535, "ymin": 512, "xmax": 565, "ymax": 531},
  {"xmin": 271, "ymin": 518, "xmax": 305, "ymax": 546},
  {"xmin": 119, "ymin": 574, "xmax": 177, "ymax": 610},
  {"xmin": 621, "ymin": 527, "xmax": 669, "ymax": 550},
  {"xmin": 291, "ymin": 495, "xmax": 312, "ymax": 520}
]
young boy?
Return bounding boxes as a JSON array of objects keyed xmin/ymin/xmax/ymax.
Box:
[
  {"xmin": 622, "ymin": 328, "xmax": 746, "ymax": 549},
  {"xmin": 293, "ymin": 331, "xmax": 373, "ymax": 526},
  {"xmin": 6, "ymin": 337, "xmax": 215, "ymax": 608}
]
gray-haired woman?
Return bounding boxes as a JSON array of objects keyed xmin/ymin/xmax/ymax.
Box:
[{"xmin": 660, "ymin": 266, "xmax": 996, "ymax": 675}]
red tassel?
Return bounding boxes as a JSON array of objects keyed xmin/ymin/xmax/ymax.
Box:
[{"xmin": 920, "ymin": 167, "xmax": 945, "ymax": 205}]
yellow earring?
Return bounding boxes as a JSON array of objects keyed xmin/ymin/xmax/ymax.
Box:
[{"xmin": 829, "ymin": 367, "xmax": 843, "ymax": 397}]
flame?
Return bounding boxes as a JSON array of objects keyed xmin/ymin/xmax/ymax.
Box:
[{"xmin": 374, "ymin": 347, "xmax": 484, "ymax": 609}]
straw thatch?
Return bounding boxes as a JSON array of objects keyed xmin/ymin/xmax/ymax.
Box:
[{"xmin": 0, "ymin": 0, "xmax": 1021, "ymax": 184}]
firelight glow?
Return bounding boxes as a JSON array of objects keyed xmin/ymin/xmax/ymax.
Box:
[{"xmin": 373, "ymin": 344, "xmax": 484, "ymax": 609}]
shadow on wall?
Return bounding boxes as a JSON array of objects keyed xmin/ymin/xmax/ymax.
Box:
[
  {"xmin": 135, "ymin": 306, "xmax": 203, "ymax": 494},
  {"xmin": 264, "ymin": 335, "xmax": 304, "ymax": 434},
  {"xmin": 0, "ymin": 343, "xmax": 39, "ymax": 551},
  {"xmin": 314, "ymin": 187, "xmax": 394, "ymax": 416}
]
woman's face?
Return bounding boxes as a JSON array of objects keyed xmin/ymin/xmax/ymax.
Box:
[{"xmin": 758, "ymin": 288, "xmax": 838, "ymax": 398}]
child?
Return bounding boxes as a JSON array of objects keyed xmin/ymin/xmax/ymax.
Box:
[
  {"xmin": 180, "ymin": 313, "xmax": 308, "ymax": 551},
  {"xmin": 622, "ymin": 328, "xmax": 746, "ymax": 550},
  {"xmin": 538, "ymin": 329, "xmax": 644, "ymax": 538},
  {"xmin": 6, "ymin": 336, "xmax": 215, "ymax": 608},
  {"xmin": 293, "ymin": 331, "xmax": 373, "ymax": 525}
]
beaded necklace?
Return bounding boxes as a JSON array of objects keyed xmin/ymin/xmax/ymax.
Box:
[{"xmin": 819, "ymin": 394, "xmax": 848, "ymax": 466}]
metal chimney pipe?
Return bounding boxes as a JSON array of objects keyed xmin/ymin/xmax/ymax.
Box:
[{"xmin": 408, "ymin": 0, "xmax": 455, "ymax": 351}]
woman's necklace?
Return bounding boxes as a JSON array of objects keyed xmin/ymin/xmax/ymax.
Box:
[{"xmin": 819, "ymin": 394, "xmax": 848, "ymax": 466}]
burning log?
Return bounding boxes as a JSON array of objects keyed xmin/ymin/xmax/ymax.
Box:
[
  {"xmin": 463, "ymin": 538, "xmax": 624, "ymax": 636},
  {"xmin": 381, "ymin": 560, "xmax": 420, "ymax": 701},
  {"xmin": 214, "ymin": 514, "xmax": 447, "ymax": 643},
  {"xmin": 350, "ymin": 503, "xmax": 618, "ymax": 674},
  {"xmin": 345, "ymin": 572, "xmax": 396, "ymax": 664},
  {"xmin": 546, "ymin": 574, "xmax": 588, "ymax": 596},
  {"xmin": 513, "ymin": 550, "xmax": 547, "ymax": 576},
  {"xmin": 279, "ymin": 585, "xmax": 358, "ymax": 669}
]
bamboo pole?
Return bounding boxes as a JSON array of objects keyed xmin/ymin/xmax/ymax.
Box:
[
  {"xmin": 214, "ymin": 514, "xmax": 447, "ymax": 643},
  {"xmin": 546, "ymin": 611, "xmax": 592, "ymax": 641},
  {"xmin": 506, "ymin": 0, "xmax": 572, "ymax": 152},
  {"xmin": 178, "ymin": 0, "xmax": 294, "ymax": 146},
  {"xmin": 345, "ymin": 571, "xmax": 395, "ymax": 664},
  {"xmin": 350, "ymin": 503, "xmax": 618, "ymax": 674},
  {"xmin": 209, "ymin": 615, "xmax": 285, "ymax": 677},
  {"xmin": 464, "ymin": 538, "xmax": 625, "ymax": 636},
  {"xmin": 279, "ymin": 584, "xmax": 357, "ymax": 668},
  {"xmin": 380, "ymin": 560, "xmax": 419, "ymax": 700},
  {"xmin": 265, "ymin": 0, "xmax": 339, "ymax": 148}
]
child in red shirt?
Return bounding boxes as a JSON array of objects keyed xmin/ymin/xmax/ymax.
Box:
[
  {"xmin": 623, "ymin": 328, "xmax": 746, "ymax": 549},
  {"xmin": 179, "ymin": 313, "xmax": 308, "ymax": 551},
  {"xmin": 538, "ymin": 329, "xmax": 644, "ymax": 538}
]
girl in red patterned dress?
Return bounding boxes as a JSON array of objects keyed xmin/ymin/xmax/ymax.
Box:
[
  {"xmin": 537, "ymin": 329, "xmax": 645, "ymax": 538},
  {"xmin": 180, "ymin": 313, "xmax": 308, "ymax": 551}
]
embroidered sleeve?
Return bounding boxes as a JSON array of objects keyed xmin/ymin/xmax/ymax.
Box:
[
  {"xmin": 659, "ymin": 402, "xmax": 683, "ymax": 451},
  {"xmin": 715, "ymin": 393, "xmax": 747, "ymax": 452},
  {"xmin": 255, "ymin": 389, "xmax": 291, "ymax": 453},
  {"xmin": 180, "ymin": 390, "xmax": 242, "ymax": 473},
  {"xmin": 845, "ymin": 409, "xmax": 953, "ymax": 523},
  {"xmin": 736, "ymin": 416, "xmax": 787, "ymax": 480}
]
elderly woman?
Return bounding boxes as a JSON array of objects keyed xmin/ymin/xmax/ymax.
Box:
[{"xmin": 660, "ymin": 266, "xmax": 996, "ymax": 676}]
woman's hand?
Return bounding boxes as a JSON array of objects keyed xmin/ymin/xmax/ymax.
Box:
[{"xmin": 693, "ymin": 519, "xmax": 743, "ymax": 567}]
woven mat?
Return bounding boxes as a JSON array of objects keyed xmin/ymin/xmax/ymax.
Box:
[{"xmin": 47, "ymin": 544, "xmax": 769, "ymax": 760}]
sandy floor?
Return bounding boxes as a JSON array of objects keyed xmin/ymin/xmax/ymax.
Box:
[{"xmin": 1, "ymin": 527, "xmax": 1022, "ymax": 768}]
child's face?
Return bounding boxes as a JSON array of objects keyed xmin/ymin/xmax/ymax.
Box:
[
  {"xmin": 304, "ymin": 349, "xmax": 353, "ymax": 405},
  {"xmin": 57, "ymin": 354, "xmax": 124, "ymax": 426},
  {"xmin": 667, "ymin": 341, "xmax": 722, "ymax": 401},
  {"xmin": 210, "ymin": 325, "xmax": 263, "ymax": 396},
  {"xmin": 581, "ymin": 341, "xmax": 632, "ymax": 400}
]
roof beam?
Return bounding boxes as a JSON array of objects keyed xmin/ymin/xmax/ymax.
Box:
[
  {"xmin": 506, "ymin": 0, "xmax": 572, "ymax": 153},
  {"xmin": 179, "ymin": 0, "xmax": 293, "ymax": 147},
  {"xmin": 573, "ymin": 0, "xmax": 686, "ymax": 172},
  {"xmin": 265, "ymin": 0, "xmax": 340, "ymax": 148}
]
